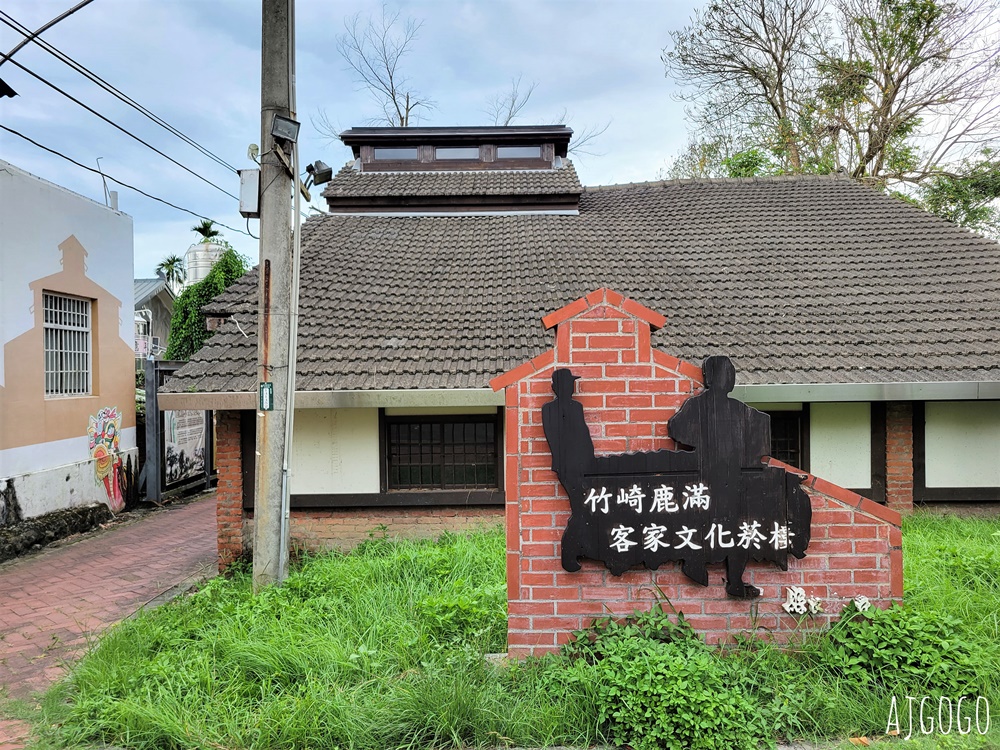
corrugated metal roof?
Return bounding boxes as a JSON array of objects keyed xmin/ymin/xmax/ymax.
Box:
[{"xmin": 134, "ymin": 277, "xmax": 171, "ymax": 307}]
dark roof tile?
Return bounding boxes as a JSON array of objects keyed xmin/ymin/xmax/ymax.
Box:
[
  {"xmin": 322, "ymin": 161, "xmax": 582, "ymax": 199},
  {"xmin": 163, "ymin": 175, "xmax": 1000, "ymax": 393}
]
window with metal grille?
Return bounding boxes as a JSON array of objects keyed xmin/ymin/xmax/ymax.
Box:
[
  {"xmin": 43, "ymin": 292, "xmax": 92, "ymax": 396},
  {"xmin": 385, "ymin": 415, "xmax": 498, "ymax": 490},
  {"xmin": 768, "ymin": 411, "xmax": 805, "ymax": 469}
]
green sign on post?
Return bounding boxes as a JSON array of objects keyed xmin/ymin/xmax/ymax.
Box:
[{"xmin": 259, "ymin": 382, "xmax": 274, "ymax": 411}]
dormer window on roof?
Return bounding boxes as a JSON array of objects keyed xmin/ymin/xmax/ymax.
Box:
[
  {"xmin": 373, "ymin": 147, "xmax": 419, "ymax": 160},
  {"xmin": 339, "ymin": 125, "xmax": 572, "ymax": 173},
  {"xmin": 324, "ymin": 125, "xmax": 582, "ymax": 215}
]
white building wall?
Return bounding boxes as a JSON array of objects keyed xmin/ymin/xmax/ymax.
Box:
[
  {"xmin": 0, "ymin": 161, "xmax": 134, "ymax": 381},
  {"xmin": 3, "ymin": 432, "xmax": 138, "ymax": 518},
  {"xmin": 290, "ymin": 408, "xmax": 380, "ymax": 494},
  {"xmin": 289, "ymin": 406, "xmax": 500, "ymax": 495},
  {"xmin": 809, "ymin": 402, "xmax": 871, "ymax": 488},
  {"xmin": 0, "ymin": 161, "xmax": 135, "ymax": 519},
  {"xmin": 925, "ymin": 402, "xmax": 1000, "ymax": 488}
]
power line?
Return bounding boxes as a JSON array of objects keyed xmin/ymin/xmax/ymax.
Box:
[
  {"xmin": 1, "ymin": 55, "xmax": 240, "ymax": 201},
  {"xmin": 0, "ymin": 0, "xmax": 95, "ymax": 65},
  {"xmin": 0, "ymin": 10, "xmax": 239, "ymax": 174},
  {"xmin": 1, "ymin": 123, "xmax": 252, "ymax": 237}
]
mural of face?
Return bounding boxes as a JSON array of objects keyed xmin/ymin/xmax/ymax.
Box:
[{"xmin": 88, "ymin": 407, "xmax": 124, "ymax": 512}]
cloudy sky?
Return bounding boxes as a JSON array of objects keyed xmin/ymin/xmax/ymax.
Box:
[{"xmin": 1, "ymin": 0, "xmax": 702, "ymax": 277}]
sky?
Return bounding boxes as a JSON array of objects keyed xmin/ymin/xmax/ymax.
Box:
[{"xmin": 0, "ymin": 0, "xmax": 702, "ymax": 278}]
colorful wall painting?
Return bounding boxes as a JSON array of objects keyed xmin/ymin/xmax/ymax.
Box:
[{"xmin": 89, "ymin": 406, "xmax": 125, "ymax": 512}]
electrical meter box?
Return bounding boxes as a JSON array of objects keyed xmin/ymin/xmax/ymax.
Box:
[{"xmin": 239, "ymin": 169, "xmax": 260, "ymax": 218}]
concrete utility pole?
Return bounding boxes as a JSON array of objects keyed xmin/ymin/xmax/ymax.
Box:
[{"xmin": 253, "ymin": 0, "xmax": 295, "ymax": 591}]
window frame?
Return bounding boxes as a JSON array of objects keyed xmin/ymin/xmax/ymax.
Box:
[
  {"xmin": 373, "ymin": 146, "xmax": 419, "ymax": 161},
  {"xmin": 380, "ymin": 411, "xmax": 502, "ymax": 493},
  {"xmin": 435, "ymin": 146, "xmax": 481, "ymax": 161},
  {"xmin": 42, "ymin": 291, "xmax": 93, "ymax": 397},
  {"xmin": 496, "ymin": 145, "xmax": 542, "ymax": 159},
  {"xmin": 765, "ymin": 406, "xmax": 810, "ymax": 472}
]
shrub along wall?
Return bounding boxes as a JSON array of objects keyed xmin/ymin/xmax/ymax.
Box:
[{"xmin": 492, "ymin": 289, "xmax": 902, "ymax": 656}]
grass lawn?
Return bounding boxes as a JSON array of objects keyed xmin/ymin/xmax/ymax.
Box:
[{"xmin": 17, "ymin": 513, "xmax": 1000, "ymax": 749}]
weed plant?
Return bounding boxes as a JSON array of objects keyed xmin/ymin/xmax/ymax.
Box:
[
  {"xmin": 40, "ymin": 527, "xmax": 596, "ymax": 750},
  {"xmin": 33, "ymin": 513, "xmax": 1000, "ymax": 749}
]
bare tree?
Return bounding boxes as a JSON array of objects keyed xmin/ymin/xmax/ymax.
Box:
[
  {"xmin": 548, "ymin": 108, "xmax": 611, "ymax": 157},
  {"xmin": 663, "ymin": 0, "xmax": 827, "ymax": 172},
  {"xmin": 485, "ymin": 75, "xmax": 538, "ymax": 126},
  {"xmin": 482, "ymin": 77, "xmax": 611, "ymax": 157},
  {"xmin": 321, "ymin": 5, "xmax": 432, "ymax": 134}
]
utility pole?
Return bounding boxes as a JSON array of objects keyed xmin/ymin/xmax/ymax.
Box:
[{"xmin": 254, "ymin": 0, "xmax": 295, "ymax": 591}]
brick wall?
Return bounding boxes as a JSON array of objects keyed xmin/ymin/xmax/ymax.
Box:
[
  {"xmin": 246, "ymin": 506, "xmax": 502, "ymax": 553},
  {"xmin": 213, "ymin": 410, "xmax": 502, "ymax": 567},
  {"xmin": 492, "ymin": 289, "xmax": 903, "ymax": 656},
  {"xmin": 885, "ymin": 402, "xmax": 914, "ymax": 513},
  {"xmin": 215, "ymin": 410, "xmax": 245, "ymax": 571}
]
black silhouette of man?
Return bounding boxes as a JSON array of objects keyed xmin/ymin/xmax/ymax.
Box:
[
  {"xmin": 670, "ymin": 355, "xmax": 785, "ymax": 597},
  {"xmin": 542, "ymin": 369, "xmax": 596, "ymax": 571}
]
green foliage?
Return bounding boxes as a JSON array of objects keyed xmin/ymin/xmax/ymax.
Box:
[
  {"xmin": 919, "ymin": 150, "xmax": 1000, "ymax": 238},
  {"xmin": 154, "ymin": 253, "xmax": 185, "ymax": 289},
  {"xmin": 416, "ymin": 580, "xmax": 506, "ymax": 646},
  {"xmin": 723, "ymin": 148, "xmax": 774, "ymax": 178},
  {"xmin": 545, "ymin": 602, "xmax": 771, "ymax": 750},
  {"xmin": 590, "ymin": 636, "xmax": 768, "ymax": 750},
  {"xmin": 817, "ymin": 601, "xmax": 980, "ymax": 694},
  {"xmin": 30, "ymin": 514, "xmax": 1000, "ymax": 749},
  {"xmin": 164, "ymin": 245, "xmax": 248, "ymax": 360},
  {"xmin": 191, "ymin": 218, "xmax": 221, "ymax": 241}
]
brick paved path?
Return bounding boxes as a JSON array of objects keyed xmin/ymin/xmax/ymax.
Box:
[{"xmin": 0, "ymin": 494, "xmax": 217, "ymax": 748}]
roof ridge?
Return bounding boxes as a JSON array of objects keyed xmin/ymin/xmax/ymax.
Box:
[{"xmin": 582, "ymin": 173, "xmax": 854, "ymax": 192}]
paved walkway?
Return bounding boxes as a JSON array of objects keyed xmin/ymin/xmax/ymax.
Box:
[{"xmin": 0, "ymin": 494, "xmax": 218, "ymax": 749}]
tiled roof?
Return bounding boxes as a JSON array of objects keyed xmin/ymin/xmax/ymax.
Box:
[
  {"xmin": 165, "ymin": 175, "xmax": 1000, "ymax": 393},
  {"xmin": 322, "ymin": 161, "xmax": 582, "ymax": 199}
]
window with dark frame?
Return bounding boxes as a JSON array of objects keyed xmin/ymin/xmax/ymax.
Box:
[
  {"xmin": 436, "ymin": 147, "xmax": 480, "ymax": 160},
  {"xmin": 496, "ymin": 145, "xmax": 541, "ymax": 159},
  {"xmin": 373, "ymin": 146, "xmax": 419, "ymax": 160},
  {"xmin": 384, "ymin": 414, "xmax": 499, "ymax": 490},
  {"xmin": 767, "ymin": 411, "xmax": 805, "ymax": 469}
]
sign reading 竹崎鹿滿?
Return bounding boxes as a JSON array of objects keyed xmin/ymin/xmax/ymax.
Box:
[{"xmin": 542, "ymin": 355, "xmax": 811, "ymax": 598}]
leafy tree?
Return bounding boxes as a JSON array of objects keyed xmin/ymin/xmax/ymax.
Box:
[
  {"xmin": 165, "ymin": 246, "xmax": 249, "ymax": 361},
  {"xmin": 918, "ymin": 150, "xmax": 1000, "ymax": 236},
  {"xmin": 155, "ymin": 254, "xmax": 186, "ymax": 292},
  {"xmin": 663, "ymin": 0, "xmax": 1000, "ymax": 234},
  {"xmin": 191, "ymin": 219, "xmax": 221, "ymax": 242}
]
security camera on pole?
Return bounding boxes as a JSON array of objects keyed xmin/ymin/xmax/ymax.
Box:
[{"xmin": 254, "ymin": 0, "xmax": 297, "ymax": 591}]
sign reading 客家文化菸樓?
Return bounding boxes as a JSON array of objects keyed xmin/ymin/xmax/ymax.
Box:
[{"xmin": 542, "ymin": 355, "xmax": 811, "ymax": 599}]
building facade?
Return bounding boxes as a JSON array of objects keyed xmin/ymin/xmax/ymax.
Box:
[
  {"xmin": 0, "ymin": 161, "xmax": 137, "ymax": 521},
  {"xmin": 156, "ymin": 126, "xmax": 1000, "ymax": 566}
]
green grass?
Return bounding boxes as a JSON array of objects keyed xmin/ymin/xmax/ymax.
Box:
[{"xmin": 19, "ymin": 512, "xmax": 1000, "ymax": 749}]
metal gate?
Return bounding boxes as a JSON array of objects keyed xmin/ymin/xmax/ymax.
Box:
[{"xmin": 140, "ymin": 359, "xmax": 214, "ymax": 503}]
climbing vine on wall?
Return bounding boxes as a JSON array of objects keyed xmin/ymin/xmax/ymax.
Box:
[{"xmin": 165, "ymin": 245, "xmax": 249, "ymax": 361}]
